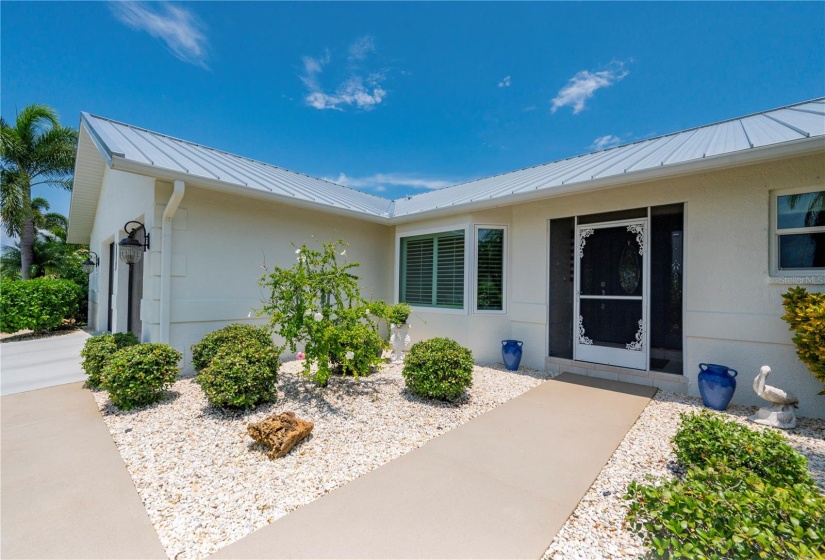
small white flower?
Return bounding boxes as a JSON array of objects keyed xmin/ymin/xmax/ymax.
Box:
[
  {"xmin": 345, "ymin": 351, "xmax": 354, "ymax": 360},
  {"xmin": 304, "ymin": 309, "xmax": 312, "ymax": 316},
  {"xmin": 247, "ymin": 311, "xmax": 252, "ymax": 318},
  {"xmin": 340, "ymin": 250, "xmax": 346, "ymax": 256},
  {"xmin": 314, "ymin": 312, "xmax": 323, "ymax": 321},
  {"xmin": 390, "ymin": 323, "xmax": 396, "ymax": 329},
  {"xmin": 295, "ymin": 248, "xmax": 301, "ymax": 254}
]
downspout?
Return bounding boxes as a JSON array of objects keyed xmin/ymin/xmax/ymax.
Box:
[{"xmin": 160, "ymin": 180, "xmax": 185, "ymax": 343}]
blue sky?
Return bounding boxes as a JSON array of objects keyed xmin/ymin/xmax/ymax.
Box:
[{"xmin": 2, "ymin": 1, "xmax": 824, "ymax": 222}]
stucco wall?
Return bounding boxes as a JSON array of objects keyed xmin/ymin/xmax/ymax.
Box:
[
  {"xmin": 397, "ymin": 153, "xmax": 825, "ymax": 419},
  {"xmin": 150, "ymin": 183, "xmax": 393, "ymax": 373},
  {"xmin": 87, "ymin": 167, "xmax": 156, "ymax": 337},
  {"xmin": 88, "ymin": 152, "xmax": 824, "ymax": 419}
]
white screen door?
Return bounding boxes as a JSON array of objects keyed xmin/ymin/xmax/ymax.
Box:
[{"xmin": 574, "ymin": 219, "xmax": 648, "ymax": 370}]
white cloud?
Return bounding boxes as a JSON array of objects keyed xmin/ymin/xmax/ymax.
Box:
[
  {"xmin": 109, "ymin": 2, "xmax": 209, "ymax": 69},
  {"xmin": 498, "ymin": 75, "xmax": 511, "ymax": 88},
  {"xmin": 551, "ymin": 61, "xmax": 629, "ymax": 114},
  {"xmin": 591, "ymin": 134, "xmax": 622, "ymax": 150},
  {"xmin": 325, "ymin": 172, "xmax": 455, "ymax": 192},
  {"xmin": 348, "ymin": 36, "xmax": 375, "ymax": 62},
  {"xmin": 300, "ymin": 37, "xmax": 387, "ymax": 111}
]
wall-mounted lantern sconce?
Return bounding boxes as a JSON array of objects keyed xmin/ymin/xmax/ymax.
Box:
[
  {"xmin": 82, "ymin": 251, "xmax": 100, "ymax": 275},
  {"xmin": 118, "ymin": 221, "xmax": 150, "ymax": 265}
]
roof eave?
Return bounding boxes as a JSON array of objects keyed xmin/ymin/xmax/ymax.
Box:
[
  {"xmin": 109, "ymin": 157, "xmax": 394, "ymax": 225},
  {"xmin": 388, "ymin": 135, "xmax": 825, "ymax": 223}
]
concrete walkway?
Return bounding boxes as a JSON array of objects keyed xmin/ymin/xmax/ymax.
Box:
[
  {"xmin": 1, "ymin": 383, "xmax": 166, "ymax": 559},
  {"xmin": 1, "ymin": 330, "xmax": 90, "ymax": 396},
  {"xmin": 213, "ymin": 373, "xmax": 656, "ymax": 559}
]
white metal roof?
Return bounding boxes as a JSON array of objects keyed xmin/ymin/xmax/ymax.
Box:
[
  {"xmin": 392, "ymin": 98, "xmax": 825, "ymax": 218},
  {"xmin": 80, "ymin": 112, "xmax": 393, "ymax": 217},
  {"xmin": 69, "ymin": 97, "xmax": 825, "ymax": 242}
]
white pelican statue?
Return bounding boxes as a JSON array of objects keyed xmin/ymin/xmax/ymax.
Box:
[{"xmin": 750, "ymin": 366, "xmax": 798, "ymax": 429}]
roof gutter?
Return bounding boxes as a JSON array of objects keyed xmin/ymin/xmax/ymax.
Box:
[{"xmin": 160, "ymin": 180, "xmax": 185, "ymax": 343}]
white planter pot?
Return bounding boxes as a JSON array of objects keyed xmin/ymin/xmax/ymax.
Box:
[{"xmin": 389, "ymin": 323, "xmax": 411, "ymax": 364}]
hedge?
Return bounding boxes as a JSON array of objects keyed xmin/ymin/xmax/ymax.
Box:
[{"xmin": 0, "ymin": 278, "xmax": 84, "ymax": 333}]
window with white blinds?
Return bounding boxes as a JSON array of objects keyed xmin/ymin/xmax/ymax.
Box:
[
  {"xmin": 400, "ymin": 230, "xmax": 465, "ymax": 308},
  {"xmin": 475, "ymin": 226, "xmax": 505, "ymax": 312}
]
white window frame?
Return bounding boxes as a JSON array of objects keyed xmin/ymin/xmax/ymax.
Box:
[
  {"xmin": 770, "ymin": 185, "xmax": 825, "ymax": 277},
  {"xmin": 394, "ymin": 223, "xmax": 470, "ymax": 315},
  {"xmin": 473, "ymin": 224, "xmax": 507, "ymax": 315}
]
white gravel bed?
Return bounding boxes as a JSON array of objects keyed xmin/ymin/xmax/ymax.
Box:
[
  {"xmin": 542, "ymin": 391, "xmax": 825, "ymax": 560},
  {"xmin": 93, "ymin": 361, "xmax": 551, "ymax": 560}
]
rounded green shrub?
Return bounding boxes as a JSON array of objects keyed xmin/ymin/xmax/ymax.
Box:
[
  {"xmin": 673, "ymin": 410, "xmax": 814, "ymax": 489},
  {"xmin": 80, "ymin": 332, "xmax": 140, "ymax": 388},
  {"xmin": 402, "ymin": 337, "xmax": 474, "ymax": 402},
  {"xmin": 191, "ymin": 323, "xmax": 273, "ymax": 372},
  {"xmin": 196, "ymin": 340, "xmax": 279, "ymax": 409},
  {"xmin": 101, "ymin": 343, "xmax": 181, "ymax": 410},
  {"xmin": 0, "ymin": 278, "xmax": 84, "ymax": 333}
]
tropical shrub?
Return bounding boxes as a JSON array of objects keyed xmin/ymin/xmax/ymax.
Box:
[
  {"xmin": 80, "ymin": 332, "xmax": 139, "ymax": 388},
  {"xmin": 191, "ymin": 323, "xmax": 273, "ymax": 372},
  {"xmin": 259, "ymin": 240, "xmax": 383, "ymax": 386},
  {"xmin": 402, "ymin": 337, "xmax": 474, "ymax": 402},
  {"xmin": 101, "ymin": 343, "xmax": 181, "ymax": 410},
  {"xmin": 196, "ymin": 341, "xmax": 279, "ymax": 409},
  {"xmin": 782, "ymin": 286, "xmax": 825, "ymax": 394},
  {"xmin": 673, "ymin": 410, "xmax": 814, "ymax": 488},
  {"xmin": 0, "ymin": 277, "xmax": 84, "ymax": 333},
  {"xmin": 626, "ymin": 410, "xmax": 823, "ymax": 559},
  {"xmin": 626, "ymin": 466, "xmax": 825, "ymax": 559},
  {"xmin": 330, "ymin": 320, "xmax": 385, "ymax": 375}
]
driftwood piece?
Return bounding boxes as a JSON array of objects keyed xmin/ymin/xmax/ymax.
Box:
[{"xmin": 247, "ymin": 411, "xmax": 314, "ymax": 459}]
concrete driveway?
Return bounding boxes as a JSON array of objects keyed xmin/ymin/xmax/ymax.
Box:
[{"xmin": 1, "ymin": 330, "xmax": 90, "ymax": 396}]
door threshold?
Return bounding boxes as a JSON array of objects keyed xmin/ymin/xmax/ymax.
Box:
[{"xmin": 545, "ymin": 356, "xmax": 688, "ymax": 392}]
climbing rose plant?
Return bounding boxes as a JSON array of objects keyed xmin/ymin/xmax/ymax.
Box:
[{"xmin": 259, "ymin": 240, "xmax": 384, "ymax": 386}]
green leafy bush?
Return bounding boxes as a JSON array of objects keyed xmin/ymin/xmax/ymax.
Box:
[
  {"xmin": 259, "ymin": 240, "xmax": 384, "ymax": 386},
  {"xmin": 191, "ymin": 323, "xmax": 273, "ymax": 372},
  {"xmin": 782, "ymin": 286, "xmax": 825, "ymax": 394},
  {"xmin": 80, "ymin": 332, "xmax": 139, "ymax": 388},
  {"xmin": 101, "ymin": 343, "xmax": 181, "ymax": 410},
  {"xmin": 330, "ymin": 320, "xmax": 385, "ymax": 376},
  {"xmin": 196, "ymin": 341, "xmax": 279, "ymax": 409},
  {"xmin": 402, "ymin": 337, "xmax": 474, "ymax": 402},
  {"xmin": 0, "ymin": 278, "xmax": 84, "ymax": 333},
  {"xmin": 627, "ymin": 410, "xmax": 823, "ymax": 559},
  {"xmin": 673, "ymin": 410, "xmax": 814, "ymax": 489},
  {"xmin": 388, "ymin": 302, "xmax": 411, "ymax": 325},
  {"xmin": 626, "ymin": 466, "xmax": 825, "ymax": 559}
]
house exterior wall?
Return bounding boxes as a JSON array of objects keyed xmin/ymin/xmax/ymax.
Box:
[
  {"xmin": 398, "ymin": 153, "xmax": 825, "ymax": 419},
  {"xmin": 87, "ymin": 167, "xmax": 156, "ymax": 338},
  {"xmin": 86, "ymin": 153, "xmax": 824, "ymax": 419},
  {"xmin": 149, "ymin": 182, "xmax": 393, "ymax": 374}
]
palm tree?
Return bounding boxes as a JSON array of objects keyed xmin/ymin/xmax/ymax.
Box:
[
  {"xmin": 0, "ymin": 205, "xmax": 84, "ymax": 282},
  {"xmin": 787, "ymin": 192, "xmax": 825, "ymax": 267},
  {"xmin": 1, "ymin": 105, "xmax": 77, "ymax": 279}
]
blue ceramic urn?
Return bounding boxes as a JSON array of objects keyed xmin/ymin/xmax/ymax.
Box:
[
  {"xmin": 697, "ymin": 363, "xmax": 737, "ymax": 411},
  {"xmin": 501, "ymin": 340, "xmax": 523, "ymax": 371}
]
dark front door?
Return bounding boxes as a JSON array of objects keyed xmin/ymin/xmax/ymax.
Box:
[
  {"xmin": 107, "ymin": 242, "xmax": 115, "ymax": 332},
  {"xmin": 574, "ymin": 219, "xmax": 648, "ymax": 370},
  {"xmin": 128, "ymin": 256, "xmax": 143, "ymax": 338}
]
